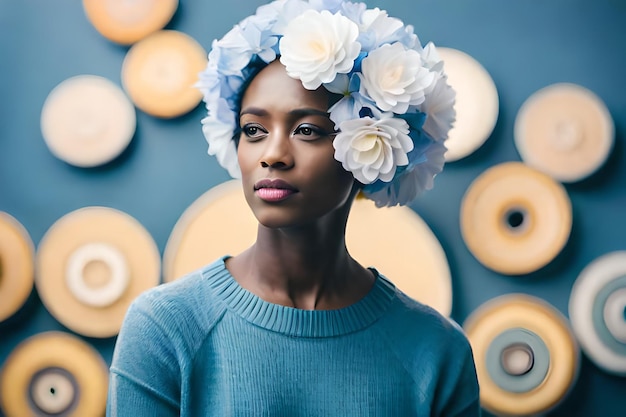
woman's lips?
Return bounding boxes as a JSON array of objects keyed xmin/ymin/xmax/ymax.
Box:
[{"xmin": 254, "ymin": 179, "xmax": 298, "ymax": 202}]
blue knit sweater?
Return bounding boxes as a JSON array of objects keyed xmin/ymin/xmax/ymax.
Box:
[{"xmin": 107, "ymin": 257, "xmax": 480, "ymax": 416}]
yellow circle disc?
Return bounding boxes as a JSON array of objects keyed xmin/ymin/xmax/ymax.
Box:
[
  {"xmin": 163, "ymin": 180, "xmax": 452, "ymax": 316},
  {"xmin": 35, "ymin": 207, "xmax": 161, "ymax": 338},
  {"xmin": 82, "ymin": 0, "xmax": 179, "ymax": 45},
  {"xmin": 40, "ymin": 75, "xmax": 136, "ymax": 168},
  {"xmin": 0, "ymin": 212, "xmax": 34, "ymax": 323},
  {"xmin": 438, "ymin": 47, "xmax": 499, "ymax": 162},
  {"xmin": 0, "ymin": 331, "xmax": 108, "ymax": 417},
  {"xmin": 464, "ymin": 294, "xmax": 579, "ymax": 416},
  {"xmin": 122, "ymin": 30, "xmax": 207, "ymax": 118},
  {"xmin": 514, "ymin": 83, "xmax": 614, "ymax": 182},
  {"xmin": 460, "ymin": 161, "xmax": 572, "ymax": 275}
]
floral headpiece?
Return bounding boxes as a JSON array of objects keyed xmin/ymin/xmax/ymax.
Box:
[{"xmin": 197, "ymin": 0, "xmax": 455, "ymax": 207}]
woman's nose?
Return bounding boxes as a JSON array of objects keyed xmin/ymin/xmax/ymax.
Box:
[{"xmin": 260, "ymin": 132, "xmax": 294, "ymax": 169}]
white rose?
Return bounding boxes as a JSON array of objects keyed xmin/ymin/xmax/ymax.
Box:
[
  {"xmin": 279, "ymin": 9, "xmax": 361, "ymax": 90},
  {"xmin": 360, "ymin": 42, "xmax": 436, "ymax": 113},
  {"xmin": 419, "ymin": 74, "xmax": 456, "ymax": 142},
  {"xmin": 333, "ymin": 115, "xmax": 413, "ymax": 184},
  {"xmin": 364, "ymin": 139, "xmax": 447, "ymax": 207}
]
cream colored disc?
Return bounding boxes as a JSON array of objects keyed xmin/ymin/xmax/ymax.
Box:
[
  {"xmin": 464, "ymin": 294, "xmax": 579, "ymax": 416},
  {"xmin": 163, "ymin": 180, "xmax": 452, "ymax": 316},
  {"xmin": 122, "ymin": 30, "xmax": 207, "ymax": 118},
  {"xmin": 460, "ymin": 161, "xmax": 572, "ymax": 275},
  {"xmin": 514, "ymin": 83, "xmax": 614, "ymax": 182},
  {"xmin": 83, "ymin": 0, "xmax": 179, "ymax": 45},
  {"xmin": 0, "ymin": 331, "xmax": 108, "ymax": 417},
  {"xmin": 35, "ymin": 207, "xmax": 161, "ymax": 338},
  {"xmin": 438, "ymin": 47, "xmax": 499, "ymax": 162},
  {"xmin": 162, "ymin": 181, "xmax": 259, "ymax": 283},
  {"xmin": 40, "ymin": 75, "xmax": 136, "ymax": 168},
  {"xmin": 569, "ymin": 251, "xmax": 626, "ymax": 375},
  {"xmin": 0, "ymin": 212, "xmax": 35, "ymax": 322}
]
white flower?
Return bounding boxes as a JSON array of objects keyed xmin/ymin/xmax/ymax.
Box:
[
  {"xmin": 418, "ymin": 74, "xmax": 456, "ymax": 142},
  {"xmin": 364, "ymin": 139, "xmax": 447, "ymax": 207},
  {"xmin": 201, "ymin": 114, "xmax": 241, "ymax": 178},
  {"xmin": 279, "ymin": 9, "xmax": 361, "ymax": 89},
  {"xmin": 333, "ymin": 114, "xmax": 413, "ymax": 184},
  {"xmin": 358, "ymin": 8, "xmax": 405, "ymax": 51},
  {"xmin": 360, "ymin": 42, "xmax": 436, "ymax": 113}
]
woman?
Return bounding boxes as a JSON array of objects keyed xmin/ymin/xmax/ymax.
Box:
[{"xmin": 107, "ymin": 1, "xmax": 480, "ymax": 416}]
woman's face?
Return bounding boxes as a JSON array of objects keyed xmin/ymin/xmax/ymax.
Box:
[{"xmin": 237, "ymin": 60, "xmax": 356, "ymax": 229}]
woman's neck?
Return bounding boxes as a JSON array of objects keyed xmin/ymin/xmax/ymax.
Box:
[{"xmin": 226, "ymin": 221, "xmax": 374, "ymax": 310}]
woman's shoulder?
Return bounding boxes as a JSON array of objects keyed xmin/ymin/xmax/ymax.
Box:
[
  {"xmin": 126, "ymin": 257, "xmax": 230, "ymax": 333},
  {"xmin": 377, "ymin": 277, "xmax": 471, "ymax": 353}
]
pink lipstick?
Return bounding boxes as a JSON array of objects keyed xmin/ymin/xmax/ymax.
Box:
[{"xmin": 254, "ymin": 179, "xmax": 298, "ymax": 202}]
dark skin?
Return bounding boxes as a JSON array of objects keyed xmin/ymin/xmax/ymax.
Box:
[{"xmin": 225, "ymin": 60, "xmax": 375, "ymax": 310}]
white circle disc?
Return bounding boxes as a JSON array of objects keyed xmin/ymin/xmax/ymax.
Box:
[
  {"xmin": 40, "ymin": 75, "xmax": 136, "ymax": 167},
  {"xmin": 438, "ymin": 47, "xmax": 499, "ymax": 162},
  {"xmin": 31, "ymin": 371, "xmax": 75, "ymax": 414},
  {"xmin": 514, "ymin": 83, "xmax": 614, "ymax": 182},
  {"xmin": 66, "ymin": 242, "xmax": 130, "ymax": 308},
  {"xmin": 569, "ymin": 251, "xmax": 626, "ymax": 375}
]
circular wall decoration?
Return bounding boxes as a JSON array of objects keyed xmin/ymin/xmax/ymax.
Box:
[
  {"xmin": 514, "ymin": 82, "xmax": 614, "ymax": 182},
  {"xmin": 460, "ymin": 161, "xmax": 572, "ymax": 275},
  {"xmin": 464, "ymin": 294, "xmax": 579, "ymax": 416},
  {"xmin": 121, "ymin": 30, "xmax": 207, "ymax": 118},
  {"xmin": 0, "ymin": 331, "xmax": 108, "ymax": 417},
  {"xmin": 163, "ymin": 180, "xmax": 452, "ymax": 316},
  {"xmin": 35, "ymin": 207, "xmax": 161, "ymax": 338},
  {"xmin": 82, "ymin": 0, "xmax": 179, "ymax": 45},
  {"xmin": 40, "ymin": 75, "xmax": 136, "ymax": 168},
  {"xmin": 0, "ymin": 212, "xmax": 35, "ymax": 323},
  {"xmin": 569, "ymin": 251, "xmax": 626, "ymax": 376},
  {"xmin": 437, "ymin": 47, "xmax": 499, "ymax": 162}
]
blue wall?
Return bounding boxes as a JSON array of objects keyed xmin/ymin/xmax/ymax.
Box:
[{"xmin": 1, "ymin": 0, "xmax": 625, "ymax": 415}]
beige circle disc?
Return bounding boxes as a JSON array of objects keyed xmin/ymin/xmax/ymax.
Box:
[
  {"xmin": 514, "ymin": 83, "xmax": 614, "ymax": 182},
  {"xmin": 163, "ymin": 180, "xmax": 452, "ymax": 316},
  {"xmin": 35, "ymin": 207, "xmax": 161, "ymax": 338},
  {"xmin": 0, "ymin": 212, "xmax": 35, "ymax": 323},
  {"xmin": 0, "ymin": 331, "xmax": 108, "ymax": 417},
  {"xmin": 122, "ymin": 30, "xmax": 207, "ymax": 118},
  {"xmin": 40, "ymin": 75, "xmax": 136, "ymax": 168},
  {"xmin": 464, "ymin": 294, "xmax": 579, "ymax": 416},
  {"xmin": 438, "ymin": 47, "xmax": 499, "ymax": 162},
  {"xmin": 82, "ymin": 0, "xmax": 179, "ymax": 45},
  {"xmin": 460, "ymin": 161, "xmax": 572, "ymax": 275}
]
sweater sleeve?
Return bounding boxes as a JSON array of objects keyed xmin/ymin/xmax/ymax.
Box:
[
  {"xmin": 106, "ymin": 293, "xmax": 182, "ymax": 417},
  {"xmin": 434, "ymin": 321, "xmax": 482, "ymax": 417}
]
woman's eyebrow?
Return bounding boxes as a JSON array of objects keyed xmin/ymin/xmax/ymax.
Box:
[
  {"xmin": 288, "ymin": 108, "xmax": 330, "ymax": 118},
  {"xmin": 240, "ymin": 107, "xmax": 331, "ymax": 120},
  {"xmin": 240, "ymin": 107, "xmax": 268, "ymax": 117}
]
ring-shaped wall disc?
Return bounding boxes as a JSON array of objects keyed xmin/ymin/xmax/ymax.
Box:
[
  {"xmin": 121, "ymin": 30, "xmax": 207, "ymax": 118},
  {"xmin": 460, "ymin": 161, "xmax": 572, "ymax": 275},
  {"xmin": 35, "ymin": 207, "xmax": 161, "ymax": 338},
  {"xmin": 514, "ymin": 83, "xmax": 614, "ymax": 183},
  {"xmin": 40, "ymin": 75, "xmax": 136, "ymax": 168},
  {"xmin": 82, "ymin": 0, "xmax": 179, "ymax": 45},
  {"xmin": 569, "ymin": 251, "xmax": 626, "ymax": 375},
  {"xmin": 0, "ymin": 212, "xmax": 35, "ymax": 322},
  {"xmin": 437, "ymin": 47, "xmax": 499, "ymax": 162},
  {"xmin": 0, "ymin": 331, "xmax": 108, "ymax": 417},
  {"xmin": 464, "ymin": 294, "xmax": 580, "ymax": 416},
  {"xmin": 163, "ymin": 180, "xmax": 453, "ymax": 316}
]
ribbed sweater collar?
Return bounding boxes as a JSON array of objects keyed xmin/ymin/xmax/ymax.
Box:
[{"xmin": 202, "ymin": 257, "xmax": 396, "ymax": 338}]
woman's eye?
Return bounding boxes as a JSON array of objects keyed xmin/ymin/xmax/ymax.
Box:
[
  {"xmin": 294, "ymin": 124, "xmax": 327, "ymax": 140},
  {"xmin": 241, "ymin": 124, "xmax": 266, "ymax": 141}
]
